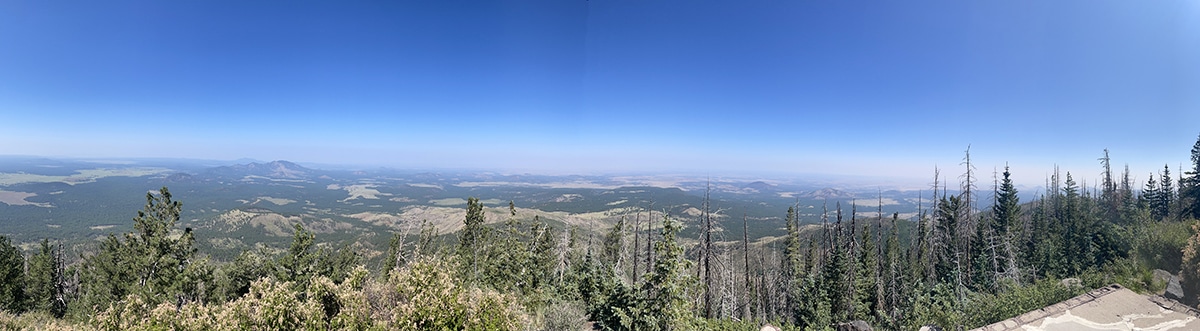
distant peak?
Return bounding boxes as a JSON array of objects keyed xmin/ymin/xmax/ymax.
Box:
[
  {"xmin": 209, "ymin": 160, "xmax": 312, "ymax": 179},
  {"xmin": 802, "ymin": 187, "xmax": 854, "ymax": 199},
  {"xmin": 740, "ymin": 181, "xmax": 778, "ymax": 193}
]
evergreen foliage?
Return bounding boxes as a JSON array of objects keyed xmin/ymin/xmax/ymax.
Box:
[
  {"xmin": 6, "ymin": 139, "xmax": 1200, "ymax": 330},
  {"xmin": 76, "ymin": 187, "xmax": 209, "ymax": 314},
  {"xmin": 642, "ymin": 214, "xmax": 695, "ymax": 331},
  {"xmin": 1182, "ymin": 221, "xmax": 1200, "ymax": 306},
  {"xmin": 1188, "ymin": 133, "xmax": 1200, "ymax": 219},
  {"xmin": 459, "ymin": 196, "xmax": 487, "ymax": 284},
  {"xmin": 25, "ymin": 239, "xmax": 67, "ymax": 317},
  {"xmin": 853, "ymin": 223, "xmax": 879, "ymax": 323},
  {"xmin": 0, "ymin": 235, "xmax": 25, "ymax": 313}
]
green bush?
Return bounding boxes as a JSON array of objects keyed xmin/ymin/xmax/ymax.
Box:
[
  {"xmin": 1130, "ymin": 219, "xmax": 1191, "ymax": 273},
  {"xmin": 961, "ymin": 278, "xmax": 1086, "ymax": 328},
  {"xmin": 535, "ymin": 299, "xmax": 587, "ymax": 331},
  {"xmin": 388, "ymin": 258, "xmax": 525, "ymax": 330},
  {"xmin": 0, "ymin": 310, "xmax": 83, "ymax": 331},
  {"xmin": 86, "ymin": 260, "xmax": 525, "ymax": 331}
]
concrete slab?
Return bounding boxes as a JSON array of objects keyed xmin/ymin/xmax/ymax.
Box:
[{"xmin": 970, "ymin": 285, "xmax": 1200, "ymax": 331}]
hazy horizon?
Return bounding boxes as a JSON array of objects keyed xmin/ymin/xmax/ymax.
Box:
[{"xmin": 0, "ymin": 153, "xmax": 1149, "ymax": 195}]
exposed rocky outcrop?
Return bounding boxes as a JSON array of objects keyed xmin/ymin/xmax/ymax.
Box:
[{"xmin": 835, "ymin": 320, "xmax": 872, "ymax": 331}]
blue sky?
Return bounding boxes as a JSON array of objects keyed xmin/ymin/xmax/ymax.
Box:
[{"xmin": 1, "ymin": 0, "xmax": 1197, "ymax": 187}]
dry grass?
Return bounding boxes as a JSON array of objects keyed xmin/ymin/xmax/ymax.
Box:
[
  {"xmin": 339, "ymin": 184, "xmax": 389, "ymax": 201},
  {"xmin": 0, "ymin": 167, "xmax": 169, "ymax": 186},
  {"xmin": 215, "ymin": 209, "xmax": 350, "ymax": 236},
  {"xmin": 0, "ymin": 190, "xmax": 51, "ymax": 207},
  {"xmin": 253, "ymin": 196, "xmax": 296, "ymax": 206}
]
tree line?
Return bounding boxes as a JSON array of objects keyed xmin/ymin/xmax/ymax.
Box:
[{"xmin": 1, "ymin": 133, "xmax": 1200, "ymax": 330}]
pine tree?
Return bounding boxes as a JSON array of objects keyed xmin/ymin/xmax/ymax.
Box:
[
  {"xmin": 642, "ymin": 214, "xmax": 696, "ymax": 331},
  {"xmin": 1099, "ymin": 149, "xmax": 1120, "ymax": 223},
  {"xmin": 993, "ymin": 166, "xmax": 1020, "ymax": 282},
  {"xmin": 969, "ymin": 215, "xmax": 995, "ymax": 292},
  {"xmin": 383, "ymin": 232, "xmax": 406, "ymax": 273},
  {"xmin": 934, "ymin": 195, "xmax": 964, "ymax": 285},
  {"xmin": 25, "ymin": 239, "xmax": 65, "ymax": 316},
  {"xmin": 1119, "ymin": 165, "xmax": 1137, "ymax": 221},
  {"xmin": 882, "ymin": 213, "xmax": 904, "ymax": 329},
  {"xmin": 1186, "ymin": 133, "xmax": 1200, "ymax": 219},
  {"xmin": 1027, "ymin": 193, "xmax": 1064, "ymax": 278},
  {"xmin": 0, "ymin": 235, "xmax": 25, "ymax": 313},
  {"xmin": 459, "ymin": 197, "xmax": 487, "ymax": 283},
  {"xmin": 601, "ymin": 216, "xmax": 626, "ymax": 275},
  {"xmin": 782, "ymin": 205, "xmax": 802, "ymax": 320},
  {"xmin": 824, "ymin": 203, "xmax": 850, "ymax": 322},
  {"xmin": 914, "ymin": 191, "xmax": 932, "ymax": 284},
  {"xmin": 277, "ymin": 223, "xmax": 318, "ymax": 286},
  {"xmin": 854, "ymin": 223, "xmax": 879, "ymax": 323},
  {"xmin": 213, "ymin": 247, "xmax": 274, "ymax": 302},
  {"xmin": 1142, "ymin": 174, "xmax": 1161, "ymax": 219},
  {"xmin": 1162, "ymin": 165, "xmax": 1175, "ymax": 220},
  {"xmin": 77, "ymin": 187, "xmax": 207, "ymax": 311},
  {"xmin": 1062, "ymin": 172, "xmax": 1097, "ymax": 276}
]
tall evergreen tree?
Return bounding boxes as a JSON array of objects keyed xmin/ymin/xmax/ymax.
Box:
[
  {"xmin": 0, "ymin": 235, "xmax": 25, "ymax": 313},
  {"xmin": 1186, "ymin": 133, "xmax": 1200, "ymax": 219},
  {"xmin": 459, "ymin": 197, "xmax": 487, "ymax": 283},
  {"xmin": 824, "ymin": 203, "xmax": 850, "ymax": 322},
  {"xmin": 1162, "ymin": 165, "xmax": 1175, "ymax": 220},
  {"xmin": 993, "ymin": 166, "xmax": 1020, "ymax": 281},
  {"xmin": 1119, "ymin": 165, "xmax": 1137, "ymax": 221},
  {"xmin": 25, "ymin": 239, "xmax": 66, "ymax": 316},
  {"xmin": 601, "ymin": 216, "xmax": 626, "ymax": 275},
  {"xmin": 914, "ymin": 190, "xmax": 933, "ymax": 284},
  {"xmin": 882, "ymin": 213, "xmax": 904, "ymax": 329},
  {"xmin": 782, "ymin": 205, "xmax": 802, "ymax": 321},
  {"xmin": 77, "ymin": 187, "xmax": 207, "ymax": 311},
  {"xmin": 853, "ymin": 223, "xmax": 879, "ymax": 323},
  {"xmin": 382, "ymin": 232, "xmax": 406, "ymax": 273},
  {"xmin": 1061, "ymin": 172, "xmax": 1099, "ymax": 276},
  {"xmin": 642, "ymin": 214, "xmax": 696, "ymax": 331},
  {"xmin": 934, "ymin": 195, "xmax": 964, "ymax": 285},
  {"xmin": 276, "ymin": 224, "xmax": 318, "ymax": 287},
  {"xmin": 1099, "ymin": 149, "xmax": 1120, "ymax": 222},
  {"xmin": 1142, "ymin": 173, "xmax": 1161, "ymax": 218}
]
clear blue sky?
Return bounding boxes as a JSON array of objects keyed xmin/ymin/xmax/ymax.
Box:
[{"xmin": 1, "ymin": 0, "xmax": 1197, "ymax": 186}]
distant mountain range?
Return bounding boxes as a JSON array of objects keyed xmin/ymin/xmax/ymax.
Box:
[
  {"xmin": 742, "ymin": 181, "xmax": 778, "ymax": 193},
  {"xmin": 0, "ymin": 156, "xmax": 964, "ymax": 264},
  {"xmin": 204, "ymin": 160, "xmax": 315, "ymax": 179},
  {"xmin": 802, "ymin": 187, "xmax": 855, "ymax": 199}
]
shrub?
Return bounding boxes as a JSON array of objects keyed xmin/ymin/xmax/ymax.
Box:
[
  {"xmin": 388, "ymin": 257, "xmax": 526, "ymax": 330},
  {"xmin": 536, "ymin": 299, "xmax": 587, "ymax": 331},
  {"xmin": 960, "ymin": 278, "xmax": 1086, "ymax": 328},
  {"xmin": 0, "ymin": 310, "xmax": 83, "ymax": 331}
]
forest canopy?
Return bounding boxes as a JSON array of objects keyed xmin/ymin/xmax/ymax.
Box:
[{"xmin": 2, "ymin": 134, "xmax": 1200, "ymax": 330}]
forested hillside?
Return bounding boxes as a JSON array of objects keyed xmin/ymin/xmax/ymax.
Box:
[{"xmin": 3, "ymin": 135, "xmax": 1200, "ymax": 330}]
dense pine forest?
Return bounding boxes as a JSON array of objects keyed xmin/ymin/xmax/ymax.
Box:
[{"xmin": 3, "ymin": 135, "xmax": 1200, "ymax": 330}]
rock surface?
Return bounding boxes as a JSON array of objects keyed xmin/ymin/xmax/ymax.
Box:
[
  {"xmin": 835, "ymin": 320, "xmax": 873, "ymax": 331},
  {"xmin": 1166, "ymin": 274, "xmax": 1185, "ymax": 302},
  {"xmin": 971, "ymin": 284, "xmax": 1200, "ymax": 331}
]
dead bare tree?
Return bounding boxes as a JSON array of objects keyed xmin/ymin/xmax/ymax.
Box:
[
  {"xmin": 647, "ymin": 200, "xmax": 655, "ymax": 280},
  {"xmin": 703, "ymin": 179, "xmax": 714, "ymax": 318},
  {"xmin": 633, "ymin": 208, "xmax": 642, "ymax": 284},
  {"xmin": 961, "ymin": 145, "xmax": 977, "ymax": 289},
  {"xmin": 743, "ymin": 213, "xmax": 752, "ymax": 320}
]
